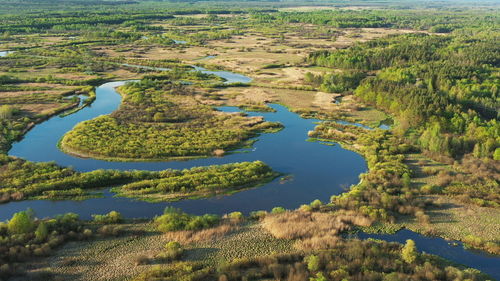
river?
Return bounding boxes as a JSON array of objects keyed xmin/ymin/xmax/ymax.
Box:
[{"xmin": 3, "ymin": 65, "xmax": 499, "ymax": 279}]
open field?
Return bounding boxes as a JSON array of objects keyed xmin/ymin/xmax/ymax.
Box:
[{"xmin": 23, "ymin": 221, "xmax": 293, "ymax": 281}]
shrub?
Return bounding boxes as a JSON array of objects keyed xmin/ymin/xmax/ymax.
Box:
[
  {"xmin": 185, "ymin": 215, "xmax": 220, "ymax": 231},
  {"xmin": 422, "ymin": 167, "xmax": 439, "ymax": 175},
  {"xmin": 7, "ymin": 211, "xmax": 34, "ymax": 234},
  {"xmin": 35, "ymin": 222, "xmax": 48, "ymax": 241},
  {"xmin": 155, "ymin": 207, "xmax": 191, "ymax": 232},
  {"xmin": 0, "ymin": 105, "xmax": 15, "ymax": 119},
  {"xmin": 98, "ymin": 225, "xmax": 123, "ymax": 237},
  {"xmin": 249, "ymin": 210, "xmax": 267, "ymax": 220},
  {"xmin": 401, "ymin": 239, "xmax": 417, "ymax": 264},
  {"xmin": 420, "ymin": 184, "xmax": 441, "ymax": 194},
  {"xmin": 305, "ymin": 255, "xmax": 320, "ymax": 272},
  {"xmin": 271, "ymin": 207, "xmax": 286, "ymax": 214},
  {"xmin": 310, "ymin": 199, "xmax": 323, "ymax": 210},
  {"xmin": 157, "ymin": 241, "xmax": 184, "ymax": 262},
  {"xmin": 226, "ymin": 212, "xmax": 244, "ymax": 222},
  {"xmin": 401, "ymin": 172, "xmax": 411, "ymax": 187},
  {"xmin": 82, "ymin": 229, "xmax": 93, "ymax": 239},
  {"xmin": 92, "ymin": 211, "xmax": 123, "ymax": 224},
  {"xmin": 155, "ymin": 207, "xmax": 220, "ymax": 232},
  {"xmin": 56, "ymin": 213, "xmax": 79, "ymax": 225},
  {"xmin": 298, "ymin": 204, "xmax": 312, "ymax": 212}
]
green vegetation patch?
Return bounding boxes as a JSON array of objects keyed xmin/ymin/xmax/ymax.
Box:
[
  {"xmin": 0, "ymin": 156, "xmax": 277, "ymax": 204},
  {"xmin": 309, "ymin": 33, "xmax": 499, "ymax": 161},
  {"xmin": 60, "ymin": 77, "xmax": 281, "ymax": 160},
  {"xmin": 0, "ymin": 210, "xmax": 92, "ymax": 280},
  {"xmin": 154, "ymin": 207, "xmax": 220, "ymax": 232},
  {"xmin": 112, "ymin": 161, "xmax": 279, "ymax": 202}
]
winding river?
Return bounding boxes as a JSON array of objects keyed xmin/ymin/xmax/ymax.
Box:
[{"xmin": 3, "ymin": 66, "xmax": 499, "ymax": 279}]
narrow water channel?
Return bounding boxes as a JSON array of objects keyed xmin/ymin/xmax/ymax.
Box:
[{"xmin": 6, "ymin": 80, "xmax": 367, "ymax": 218}]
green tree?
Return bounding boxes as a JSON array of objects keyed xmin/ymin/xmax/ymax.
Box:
[
  {"xmin": 8, "ymin": 211, "xmax": 34, "ymax": 234},
  {"xmin": 0, "ymin": 105, "xmax": 14, "ymax": 119},
  {"xmin": 494, "ymin": 148, "xmax": 500, "ymax": 161},
  {"xmin": 305, "ymin": 254, "xmax": 320, "ymax": 272},
  {"xmin": 155, "ymin": 207, "xmax": 191, "ymax": 232},
  {"xmin": 35, "ymin": 222, "xmax": 49, "ymax": 241},
  {"xmin": 401, "ymin": 172, "xmax": 411, "ymax": 188},
  {"xmin": 420, "ymin": 122, "xmax": 444, "ymax": 154},
  {"xmin": 401, "ymin": 239, "xmax": 417, "ymax": 264},
  {"xmin": 108, "ymin": 211, "xmax": 123, "ymax": 223}
]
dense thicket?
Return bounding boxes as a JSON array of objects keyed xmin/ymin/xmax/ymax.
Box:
[
  {"xmin": 0, "ymin": 210, "xmax": 91, "ymax": 279},
  {"xmin": 252, "ymin": 9, "xmax": 498, "ymax": 31},
  {"xmin": 154, "ymin": 207, "xmax": 220, "ymax": 232},
  {"xmin": 0, "ymin": 156, "xmax": 276, "ymax": 203},
  {"xmin": 308, "ymin": 33, "xmax": 499, "ymax": 161},
  {"xmin": 310, "ymin": 124, "xmax": 423, "ymax": 222},
  {"xmin": 113, "ymin": 161, "xmax": 278, "ymax": 201}
]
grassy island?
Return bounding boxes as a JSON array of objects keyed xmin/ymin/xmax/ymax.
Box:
[
  {"xmin": 111, "ymin": 161, "xmax": 280, "ymax": 202},
  {"xmin": 0, "ymin": 156, "xmax": 277, "ymax": 204},
  {"xmin": 60, "ymin": 75, "xmax": 282, "ymax": 161}
]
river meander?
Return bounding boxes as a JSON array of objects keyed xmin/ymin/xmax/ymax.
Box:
[{"xmin": 3, "ymin": 67, "xmax": 499, "ymax": 279}]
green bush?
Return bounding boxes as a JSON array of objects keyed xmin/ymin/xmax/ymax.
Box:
[
  {"xmin": 34, "ymin": 222, "xmax": 48, "ymax": 241},
  {"xmin": 298, "ymin": 204, "xmax": 313, "ymax": 212},
  {"xmin": 7, "ymin": 211, "xmax": 34, "ymax": 234},
  {"xmin": 310, "ymin": 199, "xmax": 323, "ymax": 209},
  {"xmin": 92, "ymin": 211, "xmax": 123, "ymax": 224},
  {"xmin": 305, "ymin": 254, "xmax": 320, "ymax": 272},
  {"xmin": 401, "ymin": 239, "xmax": 418, "ymax": 264},
  {"xmin": 154, "ymin": 207, "xmax": 220, "ymax": 232},
  {"xmin": 249, "ymin": 210, "xmax": 267, "ymax": 220},
  {"xmin": 226, "ymin": 211, "xmax": 244, "ymax": 222},
  {"xmin": 157, "ymin": 241, "xmax": 184, "ymax": 262},
  {"xmin": 271, "ymin": 207, "xmax": 286, "ymax": 214}
]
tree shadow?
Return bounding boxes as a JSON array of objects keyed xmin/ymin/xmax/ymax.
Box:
[{"xmin": 184, "ymin": 247, "xmax": 219, "ymax": 261}]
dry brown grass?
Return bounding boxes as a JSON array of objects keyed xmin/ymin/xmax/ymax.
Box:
[
  {"xmin": 261, "ymin": 210, "xmax": 372, "ymax": 250},
  {"xmin": 213, "ymin": 149, "xmax": 225, "ymax": 157},
  {"xmin": 163, "ymin": 222, "xmax": 238, "ymax": 244},
  {"xmin": 19, "ymin": 103, "xmax": 70, "ymax": 116}
]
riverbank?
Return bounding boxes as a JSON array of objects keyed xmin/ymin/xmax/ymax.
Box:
[{"xmin": 20, "ymin": 215, "xmax": 499, "ymax": 281}]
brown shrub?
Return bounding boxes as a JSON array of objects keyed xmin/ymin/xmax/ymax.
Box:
[
  {"xmin": 434, "ymin": 170, "xmax": 453, "ymax": 187},
  {"xmin": 415, "ymin": 210, "xmax": 430, "ymax": 225},
  {"xmin": 98, "ymin": 225, "xmax": 123, "ymax": 237},
  {"xmin": 0, "ymin": 193, "xmax": 10, "ymax": 203},
  {"xmin": 262, "ymin": 210, "xmax": 372, "ymax": 250},
  {"xmin": 287, "ymin": 263, "xmax": 308, "ymax": 281},
  {"xmin": 213, "ymin": 149, "xmax": 225, "ymax": 157},
  {"xmin": 33, "ymin": 244, "xmax": 51, "ymax": 256},
  {"xmin": 295, "ymin": 235, "xmax": 340, "ymax": 251},
  {"xmin": 10, "ymin": 192, "xmax": 24, "ymax": 201}
]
